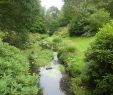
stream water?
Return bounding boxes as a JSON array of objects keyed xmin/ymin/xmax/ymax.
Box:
[{"xmin": 39, "ymin": 52, "xmax": 65, "ymax": 95}]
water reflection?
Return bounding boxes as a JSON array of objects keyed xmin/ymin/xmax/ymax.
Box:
[{"xmin": 39, "ymin": 52, "xmax": 65, "ymax": 95}]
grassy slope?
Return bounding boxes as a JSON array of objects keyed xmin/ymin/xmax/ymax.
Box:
[
  {"xmin": 63, "ymin": 37, "xmax": 95, "ymax": 70},
  {"xmin": 64, "ymin": 37, "xmax": 95, "ymax": 95}
]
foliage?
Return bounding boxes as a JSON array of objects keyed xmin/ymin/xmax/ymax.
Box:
[
  {"xmin": 69, "ymin": 9, "xmax": 110, "ymax": 36},
  {"xmin": 63, "ymin": 0, "xmax": 77, "ymax": 23},
  {"xmin": 54, "ymin": 27, "xmax": 69, "ymax": 38},
  {"xmin": 48, "ymin": 20, "xmax": 59, "ymax": 35},
  {"xmin": 67, "ymin": 64, "xmax": 81, "ymax": 78},
  {"xmin": 89, "ymin": 0, "xmax": 113, "ymax": 17},
  {"xmin": 22, "ymin": 33, "xmax": 53, "ymax": 67},
  {"xmin": 0, "ymin": 0, "xmax": 41, "ymax": 32},
  {"xmin": 0, "ymin": 31, "xmax": 5, "ymax": 41},
  {"xmin": 71, "ymin": 78, "xmax": 91, "ymax": 95},
  {"xmin": 48, "ymin": 27, "xmax": 95, "ymax": 95},
  {"xmin": 62, "ymin": 0, "xmax": 95, "ymax": 25},
  {"xmin": 0, "ymin": 0, "xmax": 46, "ymax": 48},
  {"xmin": 59, "ymin": 64, "xmax": 65, "ymax": 73},
  {"xmin": 58, "ymin": 45, "xmax": 76, "ymax": 66},
  {"xmin": 57, "ymin": 11, "xmax": 68, "ymax": 27},
  {"xmin": 0, "ymin": 42, "xmax": 38, "ymax": 95},
  {"xmin": 30, "ymin": 17, "xmax": 47, "ymax": 34},
  {"xmin": 86, "ymin": 9, "xmax": 110, "ymax": 34},
  {"xmin": 40, "ymin": 36, "xmax": 64, "ymax": 51},
  {"xmin": 62, "ymin": 0, "xmax": 112, "ymax": 37},
  {"xmin": 69, "ymin": 15, "xmax": 89, "ymax": 36},
  {"xmin": 3, "ymin": 32, "xmax": 30, "ymax": 49},
  {"xmin": 85, "ymin": 21, "xmax": 113, "ymax": 95},
  {"xmin": 28, "ymin": 44, "xmax": 53, "ymax": 67},
  {"xmin": 45, "ymin": 6, "xmax": 60, "ymax": 35}
]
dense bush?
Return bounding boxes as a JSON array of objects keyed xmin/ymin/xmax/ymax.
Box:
[
  {"xmin": 71, "ymin": 78, "xmax": 91, "ymax": 95},
  {"xmin": 0, "ymin": 0, "xmax": 45, "ymax": 49},
  {"xmin": 58, "ymin": 45, "xmax": 76, "ymax": 66},
  {"xmin": 69, "ymin": 15, "xmax": 88, "ymax": 36},
  {"xmin": 0, "ymin": 42, "xmax": 37, "ymax": 95},
  {"xmin": 40, "ymin": 36, "xmax": 64, "ymax": 51},
  {"xmin": 48, "ymin": 20, "xmax": 59, "ymax": 35},
  {"xmin": 54, "ymin": 27, "xmax": 69, "ymax": 38},
  {"xmin": 28, "ymin": 44, "xmax": 53, "ymax": 67},
  {"xmin": 51, "ymin": 37, "xmax": 63, "ymax": 51},
  {"xmin": 3, "ymin": 32, "xmax": 30, "ymax": 49},
  {"xmin": 0, "ymin": 31, "xmax": 5, "ymax": 40},
  {"xmin": 30, "ymin": 18, "xmax": 47, "ymax": 34},
  {"xmin": 69, "ymin": 9, "xmax": 110, "ymax": 36},
  {"xmin": 85, "ymin": 21, "xmax": 113, "ymax": 95},
  {"xmin": 67, "ymin": 64, "xmax": 81, "ymax": 78},
  {"xmin": 86, "ymin": 9, "xmax": 110, "ymax": 35}
]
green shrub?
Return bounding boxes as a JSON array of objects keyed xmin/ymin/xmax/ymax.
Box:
[
  {"xmin": 86, "ymin": 9, "xmax": 110, "ymax": 35},
  {"xmin": 58, "ymin": 45, "xmax": 76, "ymax": 66},
  {"xmin": 3, "ymin": 31, "xmax": 30, "ymax": 49},
  {"xmin": 29, "ymin": 44, "xmax": 53, "ymax": 67},
  {"xmin": 67, "ymin": 64, "xmax": 81, "ymax": 78},
  {"xmin": 85, "ymin": 21, "xmax": 113, "ymax": 95},
  {"xmin": 30, "ymin": 18, "xmax": 47, "ymax": 34},
  {"xmin": 40, "ymin": 36, "xmax": 64, "ymax": 51},
  {"xmin": 48, "ymin": 20, "xmax": 59, "ymax": 35},
  {"xmin": 69, "ymin": 15, "xmax": 88, "ymax": 36},
  {"xmin": 39, "ymin": 39, "xmax": 53, "ymax": 50},
  {"xmin": 51, "ymin": 37, "xmax": 63, "ymax": 51},
  {"xmin": 71, "ymin": 77, "xmax": 91, "ymax": 95},
  {"xmin": 54, "ymin": 27, "xmax": 69, "ymax": 38},
  {"xmin": 69, "ymin": 9, "xmax": 110, "ymax": 36},
  {"xmin": 0, "ymin": 42, "xmax": 38, "ymax": 95},
  {"xmin": 52, "ymin": 37, "xmax": 62, "ymax": 43},
  {"xmin": 0, "ymin": 31, "xmax": 5, "ymax": 40}
]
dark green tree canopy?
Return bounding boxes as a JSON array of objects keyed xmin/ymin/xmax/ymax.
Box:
[
  {"xmin": 45, "ymin": 6, "xmax": 60, "ymax": 35},
  {"xmin": 0, "ymin": 0, "xmax": 41, "ymax": 32}
]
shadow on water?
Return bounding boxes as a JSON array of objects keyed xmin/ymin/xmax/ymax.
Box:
[
  {"xmin": 60, "ymin": 75, "xmax": 74, "ymax": 95},
  {"xmin": 37, "ymin": 90, "xmax": 43, "ymax": 95}
]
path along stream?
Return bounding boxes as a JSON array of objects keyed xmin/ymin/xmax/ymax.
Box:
[{"xmin": 39, "ymin": 52, "xmax": 65, "ymax": 95}]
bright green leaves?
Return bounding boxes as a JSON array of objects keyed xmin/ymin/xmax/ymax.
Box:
[{"xmin": 0, "ymin": 42, "xmax": 38, "ymax": 95}]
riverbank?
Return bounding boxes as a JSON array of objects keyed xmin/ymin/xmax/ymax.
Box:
[
  {"xmin": 22, "ymin": 31, "xmax": 95, "ymax": 95},
  {"xmin": 43, "ymin": 27, "xmax": 95, "ymax": 95}
]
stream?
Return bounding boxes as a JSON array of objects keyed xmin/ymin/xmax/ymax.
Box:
[{"xmin": 39, "ymin": 52, "xmax": 65, "ymax": 95}]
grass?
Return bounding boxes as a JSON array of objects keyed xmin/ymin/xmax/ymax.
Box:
[
  {"xmin": 59, "ymin": 64, "xmax": 65, "ymax": 73},
  {"xmin": 64, "ymin": 37, "xmax": 95, "ymax": 69},
  {"xmin": 62, "ymin": 37, "xmax": 95, "ymax": 95},
  {"xmin": 23, "ymin": 33, "xmax": 53, "ymax": 67}
]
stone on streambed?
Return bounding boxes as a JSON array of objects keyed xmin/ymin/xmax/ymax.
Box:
[{"xmin": 46, "ymin": 66, "xmax": 52, "ymax": 70}]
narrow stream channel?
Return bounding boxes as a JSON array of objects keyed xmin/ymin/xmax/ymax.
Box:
[{"xmin": 39, "ymin": 52, "xmax": 65, "ymax": 95}]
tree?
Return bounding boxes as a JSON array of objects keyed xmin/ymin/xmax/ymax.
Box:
[
  {"xmin": 45, "ymin": 6, "xmax": 60, "ymax": 35},
  {"xmin": 0, "ymin": 0, "xmax": 42, "ymax": 49},
  {"xmin": 62, "ymin": 0, "xmax": 92, "ymax": 24},
  {"xmin": 89, "ymin": 0, "xmax": 113, "ymax": 17},
  {"xmin": 0, "ymin": 0, "xmax": 41, "ymax": 32},
  {"xmin": 86, "ymin": 9, "xmax": 110, "ymax": 34}
]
